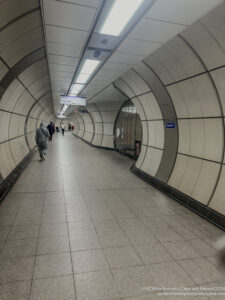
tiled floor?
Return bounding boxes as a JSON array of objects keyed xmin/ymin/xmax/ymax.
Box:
[{"xmin": 0, "ymin": 133, "xmax": 224, "ymax": 300}]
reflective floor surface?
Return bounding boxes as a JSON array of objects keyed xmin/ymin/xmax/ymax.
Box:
[{"xmin": 0, "ymin": 133, "xmax": 224, "ymax": 300}]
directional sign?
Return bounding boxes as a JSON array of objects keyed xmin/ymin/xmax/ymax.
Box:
[{"xmin": 166, "ymin": 122, "xmax": 176, "ymax": 128}]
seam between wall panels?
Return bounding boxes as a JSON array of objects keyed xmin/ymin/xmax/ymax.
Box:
[
  {"xmin": 93, "ymin": 103, "xmax": 104, "ymax": 147},
  {"xmin": 179, "ymin": 34, "xmax": 225, "ymax": 207}
]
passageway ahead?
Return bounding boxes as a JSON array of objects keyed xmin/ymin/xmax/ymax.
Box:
[{"xmin": 0, "ymin": 133, "xmax": 224, "ymax": 299}]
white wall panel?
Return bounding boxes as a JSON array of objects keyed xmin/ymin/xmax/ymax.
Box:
[
  {"xmin": 122, "ymin": 70, "xmax": 151, "ymax": 95},
  {"xmin": 101, "ymin": 135, "xmax": 114, "ymax": 148},
  {"xmin": 168, "ymin": 154, "xmax": 189, "ymax": 189},
  {"xmin": 182, "ymin": 22, "xmax": 225, "ymax": 69},
  {"xmin": 138, "ymin": 93, "xmax": 162, "ymax": 120},
  {"xmin": 103, "ymin": 123, "xmax": 114, "ymax": 136},
  {"xmin": 141, "ymin": 147, "xmax": 163, "ymax": 177},
  {"xmin": 9, "ymin": 115, "xmax": 26, "ymax": 139},
  {"xmin": 209, "ymin": 166, "xmax": 225, "ymax": 215},
  {"xmin": 211, "ymin": 67, "xmax": 225, "ymax": 115},
  {"xmin": 144, "ymin": 55, "xmax": 174, "ymax": 85},
  {"xmin": 178, "ymin": 157, "xmax": 202, "ymax": 197},
  {"xmin": 10, "ymin": 136, "xmax": 29, "ymax": 165},
  {"xmin": 141, "ymin": 121, "xmax": 148, "ymax": 145},
  {"xmin": 92, "ymin": 135, "xmax": 102, "ymax": 146},
  {"xmin": 0, "ymin": 142, "xmax": 16, "ymax": 179},
  {"xmin": 0, "ymin": 111, "xmax": 11, "ymax": 143},
  {"xmin": 192, "ymin": 161, "xmax": 220, "ymax": 205},
  {"xmin": 147, "ymin": 121, "xmax": 164, "ymax": 149}
]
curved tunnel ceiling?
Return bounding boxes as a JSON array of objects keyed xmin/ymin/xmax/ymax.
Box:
[{"xmin": 41, "ymin": 0, "xmax": 223, "ymax": 115}]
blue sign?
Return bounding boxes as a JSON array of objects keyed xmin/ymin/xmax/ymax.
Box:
[{"xmin": 166, "ymin": 122, "xmax": 176, "ymax": 128}]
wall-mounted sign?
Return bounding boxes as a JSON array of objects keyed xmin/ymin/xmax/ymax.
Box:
[
  {"xmin": 60, "ymin": 95, "xmax": 86, "ymax": 106},
  {"xmin": 166, "ymin": 122, "xmax": 176, "ymax": 128}
]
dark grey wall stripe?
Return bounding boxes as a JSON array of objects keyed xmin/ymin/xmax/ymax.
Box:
[
  {"xmin": 134, "ymin": 62, "xmax": 178, "ymax": 183},
  {"xmin": 0, "ymin": 48, "xmax": 46, "ymax": 98}
]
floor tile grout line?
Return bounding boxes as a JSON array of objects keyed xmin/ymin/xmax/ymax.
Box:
[
  {"xmin": 28, "ymin": 195, "xmax": 45, "ymax": 300},
  {"xmin": 62, "ymin": 164, "xmax": 77, "ymax": 300}
]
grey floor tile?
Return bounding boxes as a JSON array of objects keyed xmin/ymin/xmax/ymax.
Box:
[
  {"xmin": 1, "ymin": 238, "xmax": 37, "ymax": 258},
  {"xmin": 0, "ymin": 281, "xmax": 31, "ymax": 300},
  {"xmin": 37, "ymin": 236, "xmax": 70, "ymax": 255},
  {"xmin": 8, "ymin": 225, "xmax": 39, "ymax": 240},
  {"xmin": 148, "ymin": 261, "xmax": 195, "ymax": 288},
  {"xmin": 33, "ymin": 253, "xmax": 72, "ymax": 279},
  {"xmin": 72, "ymin": 249, "xmax": 109, "ymax": 273},
  {"xmin": 112, "ymin": 265, "xmax": 157, "ymax": 298},
  {"xmin": 118, "ymin": 219, "xmax": 147, "ymax": 233},
  {"xmin": 125, "ymin": 229, "xmax": 157, "ymax": 245},
  {"xmin": 104, "ymin": 245, "xmax": 143, "ymax": 269},
  {"xmin": 68, "ymin": 221, "xmax": 95, "ymax": 235},
  {"xmin": 0, "ymin": 215, "xmax": 15, "ymax": 226},
  {"xmin": 179, "ymin": 258, "xmax": 223, "ymax": 285},
  {"xmin": 150, "ymin": 227, "xmax": 184, "ymax": 242},
  {"xmin": 93, "ymin": 219, "xmax": 121, "ymax": 233},
  {"xmin": 188, "ymin": 239, "xmax": 216, "ymax": 257},
  {"xmin": 75, "ymin": 270, "xmax": 120, "ymax": 300},
  {"xmin": 30, "ymin": 275, "xmax": 75, "ymax": 300},
  {"xmin": 0, "ymin": 256, "xmax": 35, "ymax": 283},
  {"xmin": 134, "ymin": 243, "xmax": 173, "ymax": 264},
  {"xmin": 0, "ymin": 226, "xmax": 11, "ymax": 240},
  {"xmin": 98, "ymin": 231, "xmax": 131, "ymax": 248},
  {"xmin": 163, "ymin": 240, "xmax": 201, "ymax": 260},
  {"xmin": 70, "ymin": 232, "xmax": 101, "ymax": 251},
  {"xmin": 39, "ymin": 223, "xmax": 68, "ymax": 237}
]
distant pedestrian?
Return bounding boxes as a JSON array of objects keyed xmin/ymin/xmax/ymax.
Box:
[
  {"xmin": 35, "ymin": 122, "xmax": 50, "ymax": 161},
  {"xmin": 47, "ymin": 121, "xmax": 55, "ymax": 141},
  {"xmin": 61, "ymin": 123, "xmax": 65, "ymax": 135}
]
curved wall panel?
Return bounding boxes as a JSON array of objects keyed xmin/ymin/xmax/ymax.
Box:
[{"xmin": 0, "ymin": 0, "xmax": 54, "ymax": 182}]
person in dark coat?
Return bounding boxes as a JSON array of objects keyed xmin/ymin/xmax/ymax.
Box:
[
  {"xmin": 35, "ymin": 122, "xmax": 50, "ymax": 161},
  {"xmin": 47, "ymin": 121, "xmax": 55, "ymax": 141}
]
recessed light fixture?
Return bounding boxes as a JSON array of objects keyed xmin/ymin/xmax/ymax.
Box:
[
  {"xmin": 70, "ymin": 83, "xmax": 85, "ymax": 95},
  {"xmin": 100, "ymin": 0, "xmax": 144, "ymax": 36}
]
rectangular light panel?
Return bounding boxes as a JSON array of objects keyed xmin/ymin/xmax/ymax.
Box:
[
  {"xmin": 76, "ymin": 59, "xmax": 100, "ymax": 84},
  {"xmin": 60, "ymin": 95, "xmax": 86, "ymax": 106},
  {"xmin": 100, "ymin": 0, "xmax": 144, "ymax": 36}
]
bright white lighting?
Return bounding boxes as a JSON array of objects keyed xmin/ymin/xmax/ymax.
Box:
[
  {"xmin": 80, "ymin": 59, "xmax": 100, "ymax": 75},
  {"xmin": 76, "ymin": 73, "xmax": 90, "ymax": 84},
  {"xmin": 61, "ymin": 104, "xmax": 69, "ymax": 113},
  {"xmin": 100, "ymin": 0, "xmax": 144, "ymax": 36},
  {"xmin": 70, "ymin": 83, "xmax": 85, "ymax": 95}
]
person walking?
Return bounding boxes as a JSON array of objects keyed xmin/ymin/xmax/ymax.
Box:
[
  {"xmin": 61, "ymin": 123, "xmax": 65, "ymax": 135},
  {"xmin": 35, "ymin": 122, "xmax": 50, "ymax": 161},
  {"xmin": 47, "ymin": 121, "xmax": 54, "ymax": 141}
]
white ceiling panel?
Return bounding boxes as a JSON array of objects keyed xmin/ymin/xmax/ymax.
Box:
[
  {"xmin": 48, "ymin": 54, "xmax": 79, "ymax": 66},
  {"xmin": 129, "ymin": 18, "xmax": 186, "ymax": 43},
  {"xmin": 55, "ymin": 0, "xmax": 100, "ymax": 7},
  {"xmin": 102, "ymin": 62, "xmax": 133, "ymax": 73},
  {"xmin": 145, "ymin": 0, "xmax": 224, "ymax": 26},
  {"xmin": 49, "ymin": 63, "xmax": 75, "ymax": 72},
  {"xmin": 47, "ymin": 42, "xmax": 82, "ymax": 57},
  {"xmin": 43, "ymin": 0, "xmax": 97, "ymax": 31},
  {"xmin": 108, "ymin": 52, "xmax": 145, "ymax": 65},
  {"xmin": 118, "ymin": 38, "xmax": 161, "ymax": 56},
  {"xmin": 46, "ymin": 25, "xmax": 88, "ymax": 46}
]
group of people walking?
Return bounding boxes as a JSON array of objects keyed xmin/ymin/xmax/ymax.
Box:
[{"xmin": 35, "ymin": 121, "xmax": 67, "ymax": 161}]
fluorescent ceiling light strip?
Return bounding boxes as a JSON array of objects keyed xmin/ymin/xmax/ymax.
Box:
[
  {"xmin": 76, "ymin": 59, "xmax": 100, "ymax": 84},
  {"xmin": 70, "ymin": 83, "xmax": 85, "ymax": 95},
  {"xmin": 100, "ymin": 0, "xmax": 144, "ymax": 36}
]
